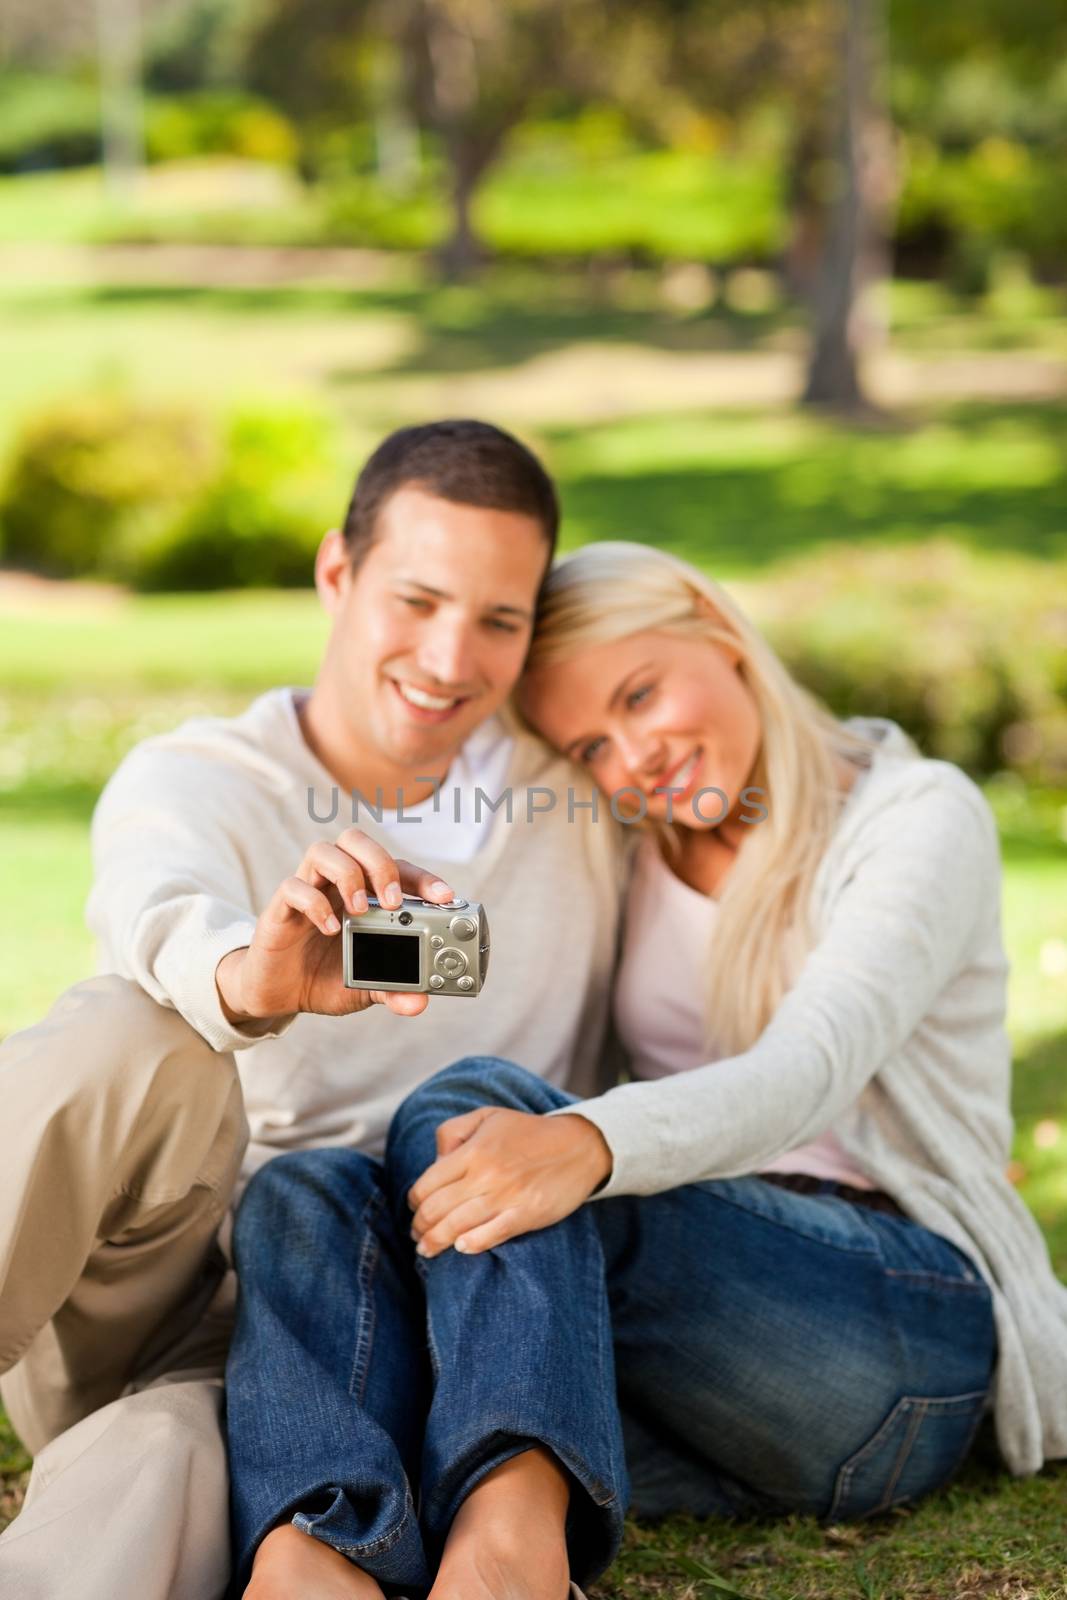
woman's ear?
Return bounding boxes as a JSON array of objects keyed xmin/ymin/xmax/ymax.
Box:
[{"xmin": 693, "ymin": 594, "xmax": 743, "ymax": 668}]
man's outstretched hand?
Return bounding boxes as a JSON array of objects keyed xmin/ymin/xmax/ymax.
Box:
[{"xmin": 215, "ymin": 827, "xmax": 456, "ymax": 1027}]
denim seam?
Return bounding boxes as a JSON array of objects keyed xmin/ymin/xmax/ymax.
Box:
[
  {"xmin": 881, "ymin": 1269, "xmax": 987, "ymax": 1290},
  {"xmin": 708, "ymin": 1188, "xmax": 881, "ymax": 1257},
  {"xmin": 293, "ymin": 1488, "xmax": 416, "ymax": 1559},
  {"xmin": 348, "ymin": 1189, "xmax": 383, "ymax": 1403},
  {"xmin": 878, "ymin": 1403, "xmax": 926, "ymax": 1510},
  {"xmin": 414, "ymin": 1257, "xmax": 443, "ymax": 1381},
  {"xmin": 829, "ymin": 1397, "xmax": 912, "ymax": 1520},
  {"xmin": 828, "ymin": 1389, "xmax": 989, "ymax": 1521},
  {"xmin": 589, "ymin": 1226, "xmax": 617, "ymax": 1503},
  {"xmin": 427, "ymin": 1419, "xmax": 620, "ymax": 1514}
]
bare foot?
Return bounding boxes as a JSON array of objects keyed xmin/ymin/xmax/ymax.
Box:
[
  {"xmin": 244, "ymin": 1523, "xmax": 388, "ymax": 1600},
  {"xmin": 428, "ymin": 1447, "xmax": 571, "ymax": 1600}
]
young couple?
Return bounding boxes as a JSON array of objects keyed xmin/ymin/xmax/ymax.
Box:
[{"xmin": 1, "ymin": 421, "xmax": 1064, "ymax": 1600}]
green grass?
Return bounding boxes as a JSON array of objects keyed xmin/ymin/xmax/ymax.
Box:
[{"xmin": 0, "ymin": 146, "xmax": 783, "ymax": 261}]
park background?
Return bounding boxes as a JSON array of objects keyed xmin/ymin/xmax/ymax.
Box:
[{"xmin": 0, "ymin": 1, "xmax": 1065, "ymax": 1594}]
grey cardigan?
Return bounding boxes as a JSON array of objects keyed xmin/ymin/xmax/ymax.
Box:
[{"xmin": 563, "ymin": 721, "xmax": 1067, "ymax": 1475}]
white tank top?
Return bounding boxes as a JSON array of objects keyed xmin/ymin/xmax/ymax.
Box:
[{"xmin": 613, "ymin": 834, "xmax": 874, "ymax": 1189}]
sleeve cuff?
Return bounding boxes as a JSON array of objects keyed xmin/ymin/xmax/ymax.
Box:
[
  {"xmin": 169, "ymin": 920, "xmax": 298, "ymax": 1054},
  {"xmin": 546, "ymin": 1094, "xmax": 663, "ymax": 1200}
]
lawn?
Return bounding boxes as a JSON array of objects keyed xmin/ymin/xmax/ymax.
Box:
[{"xmin": 0, "ymin": 222, "xmax": 1065, "ymax": 1594}]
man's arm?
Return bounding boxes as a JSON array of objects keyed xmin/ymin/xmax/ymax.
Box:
[
  {"xmin": 89, "ymin": 743, "xmax": 458, "ymax": 1051},
  {"xmin": 88, "ymin": 745, "xmax": 293, "ymax": 1051}
]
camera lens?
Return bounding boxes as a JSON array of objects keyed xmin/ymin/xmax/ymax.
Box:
[{"xmin": 398, "ymin": 910, "xmax": 413, "ymax": 926}]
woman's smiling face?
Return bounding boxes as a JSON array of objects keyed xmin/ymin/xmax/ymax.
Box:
[{"xmin": 519, "ymin": 627, "xmax": 763, "ymax": 829}]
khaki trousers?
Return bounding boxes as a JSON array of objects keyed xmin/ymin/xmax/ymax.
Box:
[{"xmin": 0, "ymin": 975, "xmax": 248, "ymax": 1600}]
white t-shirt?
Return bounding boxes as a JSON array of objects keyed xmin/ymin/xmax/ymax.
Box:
[
  {"xmin": 613, "ymin": 831, "xmax": 874, "ymax": 1189},
  {"xmin": 342, "ymin": 712, "xmax": 515, "ymax": 863}
]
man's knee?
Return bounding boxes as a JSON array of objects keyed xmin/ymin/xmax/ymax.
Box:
[
  {"xmin": 1, "ymin": 974, "xmax": 245, "ymax": 1207},
  {"xmin": 232, "ymin": 1147, "xmax": 384, "ymax": 1271},
  {"xmin": 1, "ymin": 974, "xmax": 223, "ymax": 1110}
]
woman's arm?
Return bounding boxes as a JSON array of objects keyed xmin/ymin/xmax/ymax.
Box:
[
  {"xmin": 408, "ymin": 766, "xmax": 1002, "ymax": 1253},
  {"xmin": 561, "ymin": 766, "xmax": 1001, "ymax": 1198}
]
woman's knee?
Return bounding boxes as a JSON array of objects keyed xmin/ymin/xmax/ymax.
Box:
[
  {"xmin": 386, "ymin": 1057, "xmax": 559, "ymax": 1169},
  {"xmin": 233, "ymin": 1147, "xmax": 383, "ymax": 1269}
]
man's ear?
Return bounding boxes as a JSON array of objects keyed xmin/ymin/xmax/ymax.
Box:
[{"xmin": 314, "ymin": 529, "xmax": 350, "ymax": 616}]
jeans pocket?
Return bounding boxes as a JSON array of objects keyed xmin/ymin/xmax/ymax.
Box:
[{"xmin": 827, "ymin": 1390, "xmax": 988, "ymax": 1521}]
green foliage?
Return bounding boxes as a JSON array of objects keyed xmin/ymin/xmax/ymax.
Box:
[
  {"xmin": 0, "ymin": 75, "xmax": 296, "ymax": 177},
  {"xmin": 756, "ymin": 541, "xmax": 1067, "ymax": 786},
  {"xmin": 479, "ymin": 146, "xmax": 784, "ymax": 263},
  {"xmin": 0, "ymin": 392, "xmax": 217, "ymax": 577},
  {"xmin": 0, "ymin": 74, "xmax": 100, "ymax": 175},
  {"xmin": 898, "ymin": 135, "xmax": 1067, "ymax": 286},
  {"xmin": 0, "ymin": 394, "xmax": 336, "ymax": 590},
  {"xmin": 131, "ymin": 406, "xmax": 336, "ymax": 591},
  {"xmin": 145, "ymin": 92, "xmax": 299, "ymax": 166},
  {"xmin": 143, "ymin": 0, "xmax": 242, "ymax": 95}
]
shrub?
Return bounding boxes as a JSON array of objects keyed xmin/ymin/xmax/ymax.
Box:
[
  {"xmin": 753, "ymin": 541, "xmax": 1067, "ymax": 786},
  {"xmin": 0, "ymin": 74, "xmax": 101, "ymax": 174},
  {"xmin": 0, "ymin": 392, "xmax": 216, "ymax": 576},
  {"xmin": 0, "ymin": 393, "xmax": 338, "ymax": 590},
  {"xmin": 124, "ymin": 406, "xmax": 338, "ymax": 591},
  {"xmin": 144, "ymin": 93, "xmax": 299, "ymax": 166}
]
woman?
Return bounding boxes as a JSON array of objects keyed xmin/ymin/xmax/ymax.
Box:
[{"xmin": 227, "ymin": 543, "xmax": 1067, "ymax": 1600}]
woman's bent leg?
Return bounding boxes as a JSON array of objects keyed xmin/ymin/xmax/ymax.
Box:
[
  {"xmin": 225, "ymin": 1149, "xmax": 433, "ymax": 1594},
  {"xmin": 596, "ymin": 1178, "xmax": 997, "ymax": 1522},
  {"xmin": 385, "ymin": 1058, "xmax": 628, "ymax": 1587}
]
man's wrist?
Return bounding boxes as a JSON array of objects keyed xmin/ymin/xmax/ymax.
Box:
[{"xmin": 215, "ymin": 947, "xmax": 253, "ymax": 1027}]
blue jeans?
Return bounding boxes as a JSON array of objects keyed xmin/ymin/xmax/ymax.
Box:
[{"xmin": 226, "ymin": 1058, "xmax": 997, "ymax": 1593}]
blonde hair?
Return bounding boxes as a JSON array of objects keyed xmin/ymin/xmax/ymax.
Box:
[{"xmin": 524, "ymin": 542, "xmax": 891, "ymax": 1057}]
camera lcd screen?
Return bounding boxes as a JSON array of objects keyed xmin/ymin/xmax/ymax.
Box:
[{"xmin": 350, "ymin": 931, "xmax": 420, "ymax": 984}]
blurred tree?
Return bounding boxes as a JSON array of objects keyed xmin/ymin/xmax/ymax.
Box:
[
  {"xmin": 400, "ymin": 0, "xmax": 572, "ymax": 277},
  {"xmin": 609, "ymin": 0, "xmax": 888, "ymax": 409},
  {"xmin": 801, "ymin": 0, "xmax": 893, "ymax": 408},
  {"xmin": 95, "ymin": 0, "xmax": 146, "ymax": 196},
  {"xmin": 143, "ymin": 0, "xmax": 237, "ymax": 92}
]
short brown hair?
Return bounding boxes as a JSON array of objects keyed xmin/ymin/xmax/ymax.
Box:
[{"xmin": 341, "ymin": 419, "xmax": 559, "ymax": 572}]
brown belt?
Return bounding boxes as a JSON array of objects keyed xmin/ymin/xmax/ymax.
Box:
[{"xmin": 758, "ymin": 1170, "xmax": 906, "ymax": 1220}]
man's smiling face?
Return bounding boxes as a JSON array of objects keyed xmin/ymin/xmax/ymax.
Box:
[{"xmin": 330, "ymin": 484, "xmax": 549, "ymax": 775}]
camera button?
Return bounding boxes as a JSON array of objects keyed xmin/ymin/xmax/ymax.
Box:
[
  {"xmin": 430, "ymin": 934, "xmax": 445, "ymax": 949},
  {"xmin": 457, "ymin": 976, "xmax": 475, "ymax": 992},
  {"xmin": 433, "ymin": 947, "xmax": 468, "ymax": 978},
  {"xmin": 429, "ymin": 974, "xmax": 445, "ymax": 989},
  {"xmin": 449, "ymin": 916, "xmax": 477, "ymax": 941}
]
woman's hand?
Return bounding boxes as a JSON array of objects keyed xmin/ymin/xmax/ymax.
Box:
[{"xmin": 408, "ymin": 1108, "xmax": 613, "ymax": 1257}]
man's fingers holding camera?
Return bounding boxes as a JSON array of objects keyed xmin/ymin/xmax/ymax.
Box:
[
  {"xmin": 394, "ymin": 860, "xmax": 456, "ymax": 904},
  {"xmin": 269, "ymin": 876, "xmax": 344, "ymax": 937},
  {"xmin": 332, "ymin": 828, "xmax": 409, "ymax": 910},
  {"xmin": 297, "ymin": 841, "xmax": 369, "ymax": 914}
]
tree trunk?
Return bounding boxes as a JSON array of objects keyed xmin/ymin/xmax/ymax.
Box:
[
  {"xmin": 95, "ymin": 0, "xmax": 145, "ymax": 200},
  {"xmin": 802, "ymin": 0, "xmax": 892, "ymax": 412},
  {"xmin": 437, "ymin": 131, "xmax": 504, "ymax": 281}
]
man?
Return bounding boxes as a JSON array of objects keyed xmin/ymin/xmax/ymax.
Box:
[{"xmin": 0, "ymin": 420, "xmax": 626, "ymax": 1600}]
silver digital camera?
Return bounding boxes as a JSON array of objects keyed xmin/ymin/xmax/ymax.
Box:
[{"xmin": 342, "ymin": 896, "xmax": 490, "ymax": 997}]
